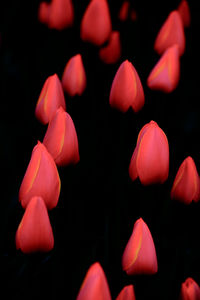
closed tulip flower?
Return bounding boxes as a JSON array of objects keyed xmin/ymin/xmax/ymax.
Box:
[
  {"xmin": 38, "ymin": 2, "xmax": 50, "ymax": 24},
  {"xmin": 122, "ymin": 218, "xmax": 158, "ymax": 275},
  {"xmin": 43, "ymin": 107, "xmax": 80, "ymax": 166},
  {"xmin": 35, "ymin": 74, "xmax": 66, "ymax": 125},
  {"xmin": 109, "ymin": 60, "xmax": 145, "ymax": 112},
  {"xmin": 116, "ymin": 285, "xmax": 136, "ymax": 300},
  {"xmin": 171, "ymin": 156, "xmax": 200, "ymax": 204},
  {"xmin": 76, "ymin": 262, "xmax": 112, "ymax": 300},
  {"xmin": 177, "ymin": 0, "xmax": 191, "ymax": 28},
  {"xmin": 129, "ymin": 120, "xmax": 169, "ymax": 185},
  {"xmin": 16, "ymin": 196, "xmax": 54, "ymax": 253},
  {"xmin": 118, "ymin": 1, "xmax": 130, "ymax": 22},
  {"xmin": 19, "ymin": 141, "xmax": 61, "ymax": 210},
  {"xmin": 99, "ymin": 31, "xmax": 121, "ymax": 64},
  {"xmin": 179, "ymin": 278, "xmax": 200, "ymax": 300}
]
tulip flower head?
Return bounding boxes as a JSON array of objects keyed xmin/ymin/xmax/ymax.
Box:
[
  {"xmin": 109, "ymin": 60, "xmax": 145, "ymax": 112},
  {"xmin": 99, "ymin": 31, "xmax": 121, "ymax": 64},
  {"xmin": 38, "ymin": 2, "xmax": 50, "ymax": 24},
  {"xmin": 35, "ymin": 74, "xmax": 66, "ymax": 125},
  {"xmin": 76, "ymin": 262, "xmax": 112, "ymax": 300},
  {"xmin": 122, "ymin": 218, "xmax": 158, "ymax": 275},
  {"xmin": 19, "ymin": 141, "xmax": 61, "ymax": 210},
  {"xmin": 147, "ymin": 44, "xmax": 180, "ymax": 93},
  {"xmin": 129, "ymin": 121, "xmax": 169, "ymax": 185},
  {"xmin": 16, "ymin": 196, "xmax": 54, "ymax": 253},
  {"xmin": 177, "ymin": 0, "xmax": 191, "ymax": 28},
  {"xmin": 116, "ymin": 285, "xmax": 136, "ymax": 300},
  {"xmin": 179, "ymin": 278, "xmax": 200, "ymax": 300},
  {"xmin": 62, "ymin": 54, "xmax": 86, "ymax": 96},
  {"xmin": 118, "ymin": 1, "xmax": 130, "ymax": 22},
  {"xmin": 43, "ymin": 107, "xmax": 80, "ymax": 166},
  {"xmin": 80, "ymin": 0, "xmax": 112, "ymax": 46},
  {"xmin": 170, "ymin": 156, "xmax": 200, "ymax": 204},
  {"xmin": 154, "ymin": 10, "xmax": 185, "ymax": 56}
]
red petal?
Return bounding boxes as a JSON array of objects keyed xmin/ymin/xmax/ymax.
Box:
[
  {"xmin": 99, "ymin": 31, "xmax": 121, "ymax": 64},
  {"xmin": 16, "ymin": 196, "xmax": 54, "ymax": 253},
  {"xmin": 116, "ymin": 285, "xmax": 136, "ymax": 300},
  {"xmin": 38, "ymin": 2, "xmax": 50, "ymax": 24},
  {"xmin": 180, "ymin": 278, "xmax": 200, "ymax": 300},
  {"xmin": 118, "ymin": 1, "xmax": 130, "ymax": 22},
  {"xmin": 48, "ymin": 0, "xmax": 74, "ymax": 30},
  {"xmin": 177, "ymin": 0, "xmax": 191, "ymax": 28}
]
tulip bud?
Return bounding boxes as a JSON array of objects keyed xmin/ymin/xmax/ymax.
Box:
[
  {"xmin": 109, "ymin": 60, "xmax": 145, "ymax": 113},
  {"xmin": 35, "ymin": 74, "xmax": 66, "ymax": 125},
  {"xmin": 80, "ymin": 0, "xmax": 112, "ymax": 46},
  {"xmin": 47, "ymin": 0, "xmax": 74, "ymax": 30},
  {"xmin": 43, "ymin": 107, "xmax": 80, "ymax": 166},
  {"xmin": 38, "ymin": 2, "xmax": 50, "ymax": 24},
  {"xmin": 99, "ymin": 31, "xmax": 121, "ymax": 64},
  {"xmin": 129, "ymin": 121, "xmax": 169, "ymax": 185},
  {"xmin": 16, "ymin": 196, "xmax": 54, "ymax": 253},
  {"xmin": 76, "ymin": 262, "xmax": 112, "ymax": 300},
  {"xmin": 147, "ymin": 44, "xmax": 180, "ymax": 93},
  {"xmin": 122, "ymin": 218, "xmax": 158, "ymax": 275},
  {"xmin": 179, "ymin": 278, "xmax": 200, "ymax": 300},
  {"xmin": 61, "ymin": 54, "xmax": 86, "ymax": 96},
  {"xmin": 19, "ymin": 141, "xmax": 61, "ymax": 210},
  {"xmin": 170, "ymin": 156, "xmax": 200, "ymax": 204},
  {"xmin": 118, "ymin": 1, "xmax": 130, "ymax": 22},
  {"xmin": 154, "ymin": 10, "xmax": 185, "ymax": 56},
  {"xmin": 177, "ymin": 0, "xmax": 191, "ymax": 28},
  {"xmin": 116, "ymin": 285, "xmax": 136, "ymax": 300}
]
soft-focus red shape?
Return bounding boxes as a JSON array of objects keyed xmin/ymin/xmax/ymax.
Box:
[
  {"xmin": 129, "ymin": 120, "xmax": 169, "ymax": 185},
  {"xmin": 170, "ymin": 156, "xmax": 200, "ymax": 204},
  {"xmin": 130, "ymin": 9, "xmax": 137, "ymax": 22},
  {"xmin": 147, "ymin": 44, "xmax": 180, "ymax": 93},
  {"xmin": 109, "ymin": 60, "xmax": 145, "ymax": 112},
  {"xmin": 43, "ymin": 107, "xmax": 80, "ymax": 166},
  {"xmin": 118, "ymin": 1, "xmax": 130, "ymax": 21},
  {"xmin": 180, "ymin": 278, "xmax": 200, "ymax": 300},
  {"xmin": 99, "ymin": 31, "xmax": 121, "ymax": 64},
  {"xmin": 16, "ymin": 196, "xmax": 54, "ymax": 253},
  {"xmin": 19, "ymin": 141, "xmax": 61, "ymax": 210},
  {"xmin": 76, "ymin": 262, "xmax": 112, "ymax": 300},
  {"xmin": 154, "ymin": 10, "xmax": 185, "ymax": 56},
  {"xmin": 61, "ymin": 54, "xmax": 86, "ymax": 96},
  {"xmin": 80, "ymin": 0, "xmax": 112, "ymax": 46},
  {"xmin": 177, "ymin": 0, "xmax": 191, "ymax": 28},
  {"xmin": 116, "ymin": 285, "xmax": 136, "ymax": 300},
  {"xmin": 47, "ymin": 0, "xmax": 74, "ymax": 30},
  {"xmin": 38, "ymin": 2, "xmax": 50, "ymax": 24},
  {"xmin": 122, "ymin": 218, "xmax": 158, "ymax": 275},
  {"xmin": 35, "ymin": 74, "xmax": 66, "ymax": 124}
]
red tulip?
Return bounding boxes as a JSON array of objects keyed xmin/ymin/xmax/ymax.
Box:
[
  {"xmin": 118, "ymin": 1, "xmax": 130, "ymax": 22},
  {"xmin": 177, "ymin": 0, "xmax": 191, "ymax": 28},
  {"xmin": 99, "ymin": 31, "xmax": 121, "ymax": 64},
  {"xmin": 147, "ymin": 44, "xmax": 180, "ymax": 93},
  {"xmin": 109, "ymin": 60, "xmax": 145, "ymax": 112},
  {"xmin": 116, "ymin": 285, "xmax": 136, "ymax": 300},
  {"xmin": 76, "ymin": 262, "xmax": 112, "ymax": 300},
  {"xmin": 154, "ymin": 10, "xmax": 185, "ymax": 56},
  {"xmin": 43, "ymin": 107, "xmax": 80, "ymax": 166},
  {"xmin": 180, "ymin": 278, "xmax": 200, "ymax": 300},
  {"xmin": 170, "ymin": 156, "xmax": 200, "ymax": 204},
  {"xmin": 48, "ymin": 0, "xmax": 74, "ymax": 30},
  {"xmin": 16, "ymin": 196, "xmax": 54, "ymax": 253},
  {"xmin": 35, "ymin": 74, "xmax": 66, "ymax": 125},
  {"xmin": 122, "ymin": 218, "xmax": 158, "ymax": 275},
  {"xmin": 61, "ymin": 54, "xmax": 86, "ymax": 96},
  {"xmin": 130, "ymin": 9, "xmax": 137, "ymax": 22},
  {"xmin": 80, "ymin": 0, "xmax": 112, "ymax": 46},
  {"xmin": 38, "ymin": 2, "xmax": 50, "ymax": 24},
  {"xmin": 19, "ymin": 141, "xmax": 61, "ymax": 210},
  {"xmin": 129, "ymin": 121, "xmax": 169, "ymax": 185}
]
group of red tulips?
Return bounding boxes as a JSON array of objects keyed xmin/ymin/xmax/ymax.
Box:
[{"xmin": 13, "ymin": 0, "xmax": 200, "ymax": 299}]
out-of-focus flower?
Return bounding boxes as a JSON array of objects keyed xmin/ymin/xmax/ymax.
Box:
[
  {"xmin": 122, "ymin": 218, "xmax": 158, "ymax": 275},
  {"xmin": 19, "ymin": 141, "xmax": 61, "ymax": 210},
  {"xmin": 16, "ymin": 196, "xmax": 54, "ymax": 253},
  {"xmin": 116, "ymin": 285, "xmax": 136, "ymax": 300},
  {"xmin": 99, "ymin": 31, "xmax": 121, "ymax": 64},
  {"xmin": 109, "ymin": 60, "xmax": 144, "ymax": 112},
  {"xmin": 43, "ymin": 107, "xmax": 80, "ymax": 166},
  {"xmin": 177, "ymin": 0, "xmax": 191, "ymax": 28},
  {"xmin": 80, "ymin": 0, "xmax": 112, "ymax": 46},
  {"xmin": 179, "ymin": 278, "xmax": 200, "ymax": 300},
  {"xmin": 38, "ymin": 2, "xmax": 50, "ymax": 24},
  {"xmin": 76, "ymin": 262, "xmax": 112, "ymax": 300},
  {"xmin": 62, "ymin": 54, "xmax": 86, "ymax": 96},
  {"xmin": 129, "ymin": 121, "xmax": 169, "ymax": 185},
  {"xmin": 154, "ymin": 10, "xmax": 185, "ymax": 56},
  {"xmin": 170, "ymin": 156, "xmax": 200, "ymax": 204},
  {"xmin": 118, "ymin": 1, "xmax": 130, "ymax": 22},
  {"xmin": 147, "ymin": 44, "xmax": 180, "ymax": 93},
  {"xmin": 35, "ymin": 74, "xmax": 66, "ymax": 125}
]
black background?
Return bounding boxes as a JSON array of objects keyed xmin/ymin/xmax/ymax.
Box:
[{"xmin": 0, "ymin": 0, "xmax": 200, "ymax": 299}]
